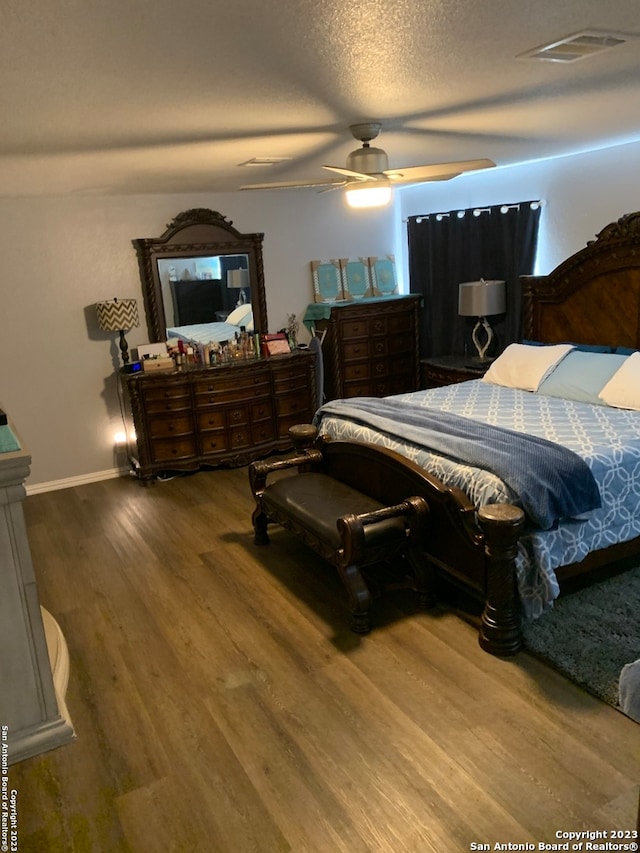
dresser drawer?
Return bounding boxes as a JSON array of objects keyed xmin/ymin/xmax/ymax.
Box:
[
  {"xmin": 194, "ymin": 385, "xmax": 269, "ymax": 406},
  {"xmin": 199, "ymin": 431, "xmax": 229, "ymax": 455},
  {"xmin": 343, "ymin": 379, "xmax": 374, "ymax": 397},
  {"xmin": 229, "ymin": 426, "xmax": 251, "ymax": 449},
  {"xmin": 342, "ymin": 340, "xmax": 371, "ymax": 360},
  {"xmin": 339, "ymin": 318, "xmax": 370, "ymax": 339},
  {"xmin": 275, "ymin": 392, "xmax": 310, "ymax": 418},
  {"xmin": 227, "ymin": 405, "xmax": 250, "ymax": 427},
  {"xmin": 142, "ymin": 384, "xmax": 191, "ymax": 414},
  {"xmin": 150, "ymin": 437, "xmax": 197, "ymax": 464},
  {"xmin": 386, "ymin": 332, "xmax": 414, "ymax": 353},
  {"xmin": 369, "ymin": 316, "xmax": 389, "ymax": 336},
  {"xmin": 142, "ymin": 382, "xmax": 189, "ymax": 403},
  {"xmin": 192, "ymin": 369, "xmax": 269, "ymax": 396},
  {"xmin": 273, "ymin": 373, "xmax": 309, "ymax": 393},
  {"xmin": 252, "ymin": 421, "xmax": 276, "ymax": 444},
  {"xmin": 147, "ymin": 414, "xmax": 194, "ymax": 439},
  {"xmin": 196, "ymin": 410, "xmax": 226, "ymax": 432},
  {"xmin": 343, "ymin": 362, "xmax": 371, "ymax": 381},
  {"xmin": 371, "ymin": 359, "xmax": 390, "ymax": 379},
  {"xmin": 388, "ymin": 312, "xmax": 414, "ymax": 333},
  {"xmin": 251, "ymin": 399, "xmax": 273, "ymax": 422},
  {"xmin": 271, "ymin": 361, "xmax": 309, "ymax": 383}
]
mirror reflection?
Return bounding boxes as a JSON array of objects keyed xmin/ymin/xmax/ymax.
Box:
[
  {"xmin": 157, "ymin": 254, "xmax": 251, "ymax": 332},
  {"xmin": 133, "ymin": 208, "xmax": 267, "ymax": 345}
]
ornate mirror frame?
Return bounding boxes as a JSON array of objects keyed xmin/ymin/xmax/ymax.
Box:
[{"xmin": 133, "ymin": 208, "xmax": 267, "ymax": 343}]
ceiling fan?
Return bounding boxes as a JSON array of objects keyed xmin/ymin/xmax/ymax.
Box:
[{"xmin": 240, "ymin": 122, "xmax": 496, "ymax": 207}]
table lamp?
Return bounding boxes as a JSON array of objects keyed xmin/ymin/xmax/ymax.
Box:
[
  {"xmin": 458, "ymin": 279, "xmax": 506, "ymax": 363},
  {"xmin": 96, "ymin": 297, "xmax": 140, "ymax": 366},
  {"xmin": 227, "ymin": 269, "xmax": 249, "ymax": 307}
]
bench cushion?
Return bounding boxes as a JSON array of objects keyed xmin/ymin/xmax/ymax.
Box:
[{"xmin": 262, "ymin": 472, "xmax": 404, "ymax": 550}]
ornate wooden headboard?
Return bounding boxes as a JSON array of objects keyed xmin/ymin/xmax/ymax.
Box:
[{"xmin": 522, "ymin": 211, "xmax": 640, "ymax": 349}]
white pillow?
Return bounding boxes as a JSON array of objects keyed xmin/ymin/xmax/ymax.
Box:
[
  {"xmin": 226, "ymin": 303, "xmax": 253, "ymax": 327},
  {"xmin": 598, "ymin": 351, "xmax": 640, "ymax": 410},
  {"xmin": 481, "ymin": 343, "xmax": 574, "ymax": 392}
]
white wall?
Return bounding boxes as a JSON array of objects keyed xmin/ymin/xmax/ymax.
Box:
[
  {"xmin": 0, "ymin": 190, "xmax": 394, "ymax": 487},
  {"xmin": 4, "ymin": 138, "xmax": 640, "ymax": 488},
  {"xmin": 397, "ymin": 139, "xmax": 640, "ymax": 280}
]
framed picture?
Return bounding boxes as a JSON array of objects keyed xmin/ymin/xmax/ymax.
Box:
[
  {"xmin": 368, "ymin": 255, "xmax": 398, "ymax": 296},
  {"xmin": 310, "ymin": 260, "xmax": 343, "ymax": 303},
  {"xmin": 340, "ymin": 257, "xmax": 372, "ymax": 299}
]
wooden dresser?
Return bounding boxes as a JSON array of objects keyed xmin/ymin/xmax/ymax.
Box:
[
  {"xmin": 309, "ymin": 295, "xmax": 421, "ymax": 400},
  {"xmin": 123, "ymin": 350, "xmax": 316, "ymax": 480},
  {"xmin": 0, "ymin": 414, "xmax": 75, "ymax": 764}
]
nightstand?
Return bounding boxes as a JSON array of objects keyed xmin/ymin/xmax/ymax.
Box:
[{"xmin": 421, "ymin": 355, "xmax": 489, "ymax": 388}]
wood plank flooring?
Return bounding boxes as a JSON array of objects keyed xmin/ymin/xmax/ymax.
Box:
[{"xmin": 9, "ymin": 466, "xmax": 640, "ymax": 852}]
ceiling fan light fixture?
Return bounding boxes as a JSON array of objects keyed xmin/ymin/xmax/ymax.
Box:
[{"xmin": 345, "ymin": 180, "xmax": 392, "ymax": 209}]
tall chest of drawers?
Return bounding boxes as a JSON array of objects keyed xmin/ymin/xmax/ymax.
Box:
[
  {"xmin": 312, "ymin": 295, "xmax": 421, "ymax": 400},
  {"xmin": 123, "ymin": 350, "xmax": 316, "ymax": 480}
]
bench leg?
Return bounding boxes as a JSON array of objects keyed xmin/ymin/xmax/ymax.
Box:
[
  {"xmin": 406, "ymin": 550, "xmax": 438, "ymax": 610},
  {"xmin": 336, "ymin": 563, "xmax": 372, "ymax": 634},
  {"xmin": 252, "ymin": 508, "xmax": 270, "ymax": 546}
]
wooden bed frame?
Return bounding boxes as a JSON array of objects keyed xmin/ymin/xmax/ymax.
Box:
[
  {"xmin": 437, "ymin": 210, "xmax": 640, "ymax": 654},
  {"xmin": 314, "ymin": 212, "xmax": 640, "ymax": 656}
]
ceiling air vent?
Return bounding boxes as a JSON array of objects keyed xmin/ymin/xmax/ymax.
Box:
[{"xmin": 518, "ymin": 30, "xmax": 635, "ymax": 63}]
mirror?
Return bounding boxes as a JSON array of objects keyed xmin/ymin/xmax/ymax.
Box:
[{"xmin": 133, "ymin": 208, "xmax": 268, "ymax": 343}]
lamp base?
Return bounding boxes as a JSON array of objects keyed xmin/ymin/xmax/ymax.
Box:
[
  {"xmin": 119, "ymin": 329, "xmax": 131, "ymax": 365},
  {"xmin": 471, "ymin": 316, "xmax": 494, "ymax": 362}
]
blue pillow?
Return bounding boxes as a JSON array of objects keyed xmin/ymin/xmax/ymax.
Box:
[
  {"xmin": 521, "ymin": 340, "xmax": 613, "ymax": 353},
  {"xmin": 537, "ymin": 351, "xmax": 628, "ymax": 405},
  {"xmin": 614, "ymin": 346, "xmax": 638, "ymax": 355}
]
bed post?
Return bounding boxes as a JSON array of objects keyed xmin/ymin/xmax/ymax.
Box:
[{"xmin": 476, "ymin": 504, "xmax": 525, "ymax": 657}]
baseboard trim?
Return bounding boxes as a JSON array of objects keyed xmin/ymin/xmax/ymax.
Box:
[{"xmin": 26, "ymin": 466, "xmax": 129, "ymax": 495}]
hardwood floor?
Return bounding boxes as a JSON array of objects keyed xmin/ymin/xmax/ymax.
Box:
[{"xmin": 10, "ymin": 467, "xmax": 640, "ymax": 852}]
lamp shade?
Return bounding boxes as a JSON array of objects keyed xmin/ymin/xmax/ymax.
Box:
[
  {"xmin": 458, "ymin": 279, "xmax": 506, "ymax": 317},
  {"xmin": 227, "ymin": 269, "xmax": 249, "ymax": 289},
  {"xmin": 96, "ymin": 298, "xmax": 140, "ymax": 332}
]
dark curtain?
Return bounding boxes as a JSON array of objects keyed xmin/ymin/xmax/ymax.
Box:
[{"xmin": 408, "ymin": 202, "xmax": 541, "ymax": 358}]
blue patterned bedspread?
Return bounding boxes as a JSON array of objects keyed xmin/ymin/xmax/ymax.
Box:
[{"xmin": 315, "ymin": 381, "xmax": 640, "ymax": 618}]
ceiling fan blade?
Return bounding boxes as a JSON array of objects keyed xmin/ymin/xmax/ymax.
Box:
[
  {"xmin": 240, "ymin": 178, "xmax": 345, "ymax": 191},
  {"xmin": 321, "ymin": 164, "xmax": 377, "ymax": 181},
  {"xmin": 384, "ymin": 158, "xmax": 495, "ymax": 184}
]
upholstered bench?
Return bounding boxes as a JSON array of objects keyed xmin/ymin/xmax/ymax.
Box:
[{"xmin": 248, "ymin": 425, "xmax": 432, "ymax": 633}]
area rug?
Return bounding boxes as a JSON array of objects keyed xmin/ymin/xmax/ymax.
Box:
[{"xmin": 521, "ymin": 564, "xmax": 640, "ymax": 720}]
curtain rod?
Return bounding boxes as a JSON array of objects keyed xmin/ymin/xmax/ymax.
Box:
[{"xmin": 406, "ymin": 199, "xmax": 545, "ymax": 224}]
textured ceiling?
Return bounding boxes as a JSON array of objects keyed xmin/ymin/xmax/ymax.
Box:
[{"xmin": 2, "ymin": 0, "xmax": 640, "ymax": 197}]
